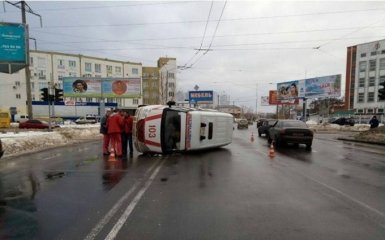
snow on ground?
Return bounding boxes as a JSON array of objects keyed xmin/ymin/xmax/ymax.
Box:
[{"xmin": 1, "ymin": 124, "xmax": 101, "ymax": 158}]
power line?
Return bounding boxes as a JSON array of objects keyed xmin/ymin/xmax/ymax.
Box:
[
  {"xmin": 5, "ymin": 1, "xmax": 194, "ymax": 12},
  {"xmin": 32, "ymin": 25, "xmax": 385, "ymax": 44},
  {"xmin": 29, "ymin": 7, "xmax": 385, "ymax": 29},
  {"xmin": 188, "ymin": 1, "xmax": 227, "ymax": 69}
]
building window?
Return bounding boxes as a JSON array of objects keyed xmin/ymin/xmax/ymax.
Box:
[
  {"xmin": 106, "ymin": 65, "xmax": 112, "ymax": 76},
  {"xmin": 168, "ymin": 72, "xmax": 175, "ymax": 78},
  {"xmin": 367, "ymin": 108, "xmax": 374, "ymax": 113},
  {"xmin": 31, "ymin": 82, "xmax": 34, "ymax": 91},
  {"xmin": 58, "ymin": 59, "xmax": 65, "ymax": 69},
  {"xmin": 380, "ymin": 75, "xmax": 385, "ymax": 84},
  {"xmin": 132, "ymin": 68, "xmax": 138, "ymax": 75},
  {"xmin": 168, "ymin": 92, "xmax": 174, "ymax": 97},
  {"xmin": 95, "ymin": 64, "xmax": 101, "ymax": 73},
  {"xmin": 371, "ymin": 51, "xmax": 377, "ymax": 56},
  {"xmin": 85, "ymin": 62, "xmax": 92, "ymax": 72},
  {"xmin": 358, "ymin": 93, "xmax": 364, "ymax": 102},
  {"xmin": 367, "ymin": 92, "xmax": 374, "ymax": 102},
  {"xmin": 357, "ymin": 109, "xmax": 364, "ymax": 113},
  {"xmin": 15, "ymin": 81, "xmax": 20, "ymax": 86},
  {"xmin": 378, "ymin": 108, "xmax": 384, "ymax": 113},
  {"xmin": 360, "ymin": 53, "xmax": 366, "ymax": 58},
  {"xmin": 359, "ymin": 61, "xmax": 366, "ymax": 72},
  {"xmin": 133, "ymin": 99, "xmax": 139, "ymax": 104},
  {"xmin": 358, "ymin": 78, "xmax": 365, "ymax": 87},
  {"xmin": 38, "ymin": 70, "xmax": 46, "ymax": 80},
  {"xmin": 368, "ymin": 77, "xmax": 375, "ymax": 87},
  {"xmin": 86, "ymin": 97, "xmax": 92, "ymax": 102},
  {"xmin": 16, "ymin": 94, "xmax": 21, "ymax": 99},
  {"xmin": 115, "ymin": 66, "xmax": 121, "ymax": 73},
  {"xmin": 369, "ymin": 60, "xmax": 376, "ymax": 71},
  {"xmin": 30, "ymin": 57, "xmax": 34, "ymax": 66},
  {"xmin": 168, "ymin": 82, "xmax": 175, "ymax": 88},
  {"xmin": 69, "ymin": 60, "xmax": 76, "ymax": 68},
  {"xmin": 382, "ymin": 50, "xmax": 385, "ymax": 55},
  {"xmin": 380, "ymin": 58, "xmax": 385, "ymax": 70}
]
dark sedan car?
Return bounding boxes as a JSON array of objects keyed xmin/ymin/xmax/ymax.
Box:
[
  {"xmin": 331, "ymin": 117, "xmax": 355, "ymax": 126},
  {"xmin": 19, "ymin": 120, "xmax": 60, "ymax": 129},
  {"xmin": 257, "ymin": 119, "xmax": 277, "ymax": 137},
  {"xmin": 268, "ymin": 120, "xmax": 313, "ymax": 150}
]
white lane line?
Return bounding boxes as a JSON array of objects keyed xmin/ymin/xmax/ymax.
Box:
[
  {"xmin": 104, "ymin": 160, "xmax": 165, "ymax": 240},
  {"xmin": 303, "ymin": 174, "xmax": 385, "ymax": 219},
  {"xmin": 84, "ymin": 160, "xmax": 160, "ymax": 240}
]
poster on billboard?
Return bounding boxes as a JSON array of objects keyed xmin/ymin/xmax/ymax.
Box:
[
  {"xmin": 269, "ymin": 90, "xmax": 299, "ymax": 105},
  {"xmin": 63, "ymin": 77, "xmax": 141, "ymax": 98},
  {"xmin": 276, "ymin": 80, "xmax": 305, "ymax": 100},
  {"xmin": 261, "ymin": 96, "xmax": 270, "ymax": 106},
  {"xmin": 305, "ymin": 74, "xmax": 341, "ymax": 98},
  {"xmin": 0, "ymin": 22, "xmax": 26, "ymax": 73},
  {"xmin": 189, "ymin": 91, "xmax": 213, "ymax": 104}
]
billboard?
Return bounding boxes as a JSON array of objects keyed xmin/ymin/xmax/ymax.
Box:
[
  {"xmin": 63, "ymin": 77, "xmax": 141, "ymax": 98},
  {"xmin": 277, "ymin": 80, "xmax": 305, "ymax": 100},
  {"xmin": 188, "ymin": 91, "xmax": 213, "ymax": 104},
  {"xmin": 261, "ymin": 96, "xmax": 270, "ymax": 106},
  {"xmin": 269, "ymin": 90, "xmax": 299, "ymax": 105},
  {"xmin": 277, "ymin": 74, "xmax": 341, "ymax": 100},
  {"xmin": 305, "ymin": 75, "xmax": 341, "ymax": 98},
  {"xmin": 0, "ymin": 22, "xmax": 27, "ymax": 73}
]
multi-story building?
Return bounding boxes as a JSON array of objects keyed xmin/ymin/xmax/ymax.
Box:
[
  {"xmin": 0, "ymin": 50, "xmax": 143, "ymax": 115},
  {"xmin": 142, "ymin": 67, "xmax": 160, "ymax": 105},
  {"xmin": 158, "ymin": 57, "xmax": 177, "ymax": 105},
  {"xmin": 345, "ymin": 39, "xmax": 385, "ymax": 115}
]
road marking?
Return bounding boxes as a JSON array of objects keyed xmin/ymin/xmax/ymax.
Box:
[
  {"xmin": 303, "ymin": 174, "xmax": 385, "ymax": 219},
  {"xmin": 84, "ymin": 160, "xmax": 160, "ymax": 240},
  {"xmin": 104, "ymin": 159, "xmax": 165, "ymax": 240}
]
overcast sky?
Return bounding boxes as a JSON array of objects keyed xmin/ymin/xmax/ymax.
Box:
[{"xmin": 2, "ymin": 0, "xmax": 385, "ymax": 112}]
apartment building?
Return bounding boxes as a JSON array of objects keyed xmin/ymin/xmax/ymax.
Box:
[
  {"xmin": 158, "ymin": 57, "xmax": 177, "ymax": 105},
  {"xmin": 0, "ymin": 50, "xmax": 143, "ymax": 114},
  {"xmin": 345, "ymin": 39, "xmax": 385, "ymax": 115},
  {"xmin": 142, "ymin": 67, "xmax": 160, "ymax": 105}
]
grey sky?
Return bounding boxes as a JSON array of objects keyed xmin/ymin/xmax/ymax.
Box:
[{"xmin": 2, "ymin": 0, "xmax": 385, "ymax": 112}]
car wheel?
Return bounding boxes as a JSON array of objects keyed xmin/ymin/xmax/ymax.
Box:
[
  {"xmin": 258, "ymin": 131, "xmax": 262, "ymax": 137},
  {"xmin": 293, "ymin": 143, "xmax": 299, "ymax": 148},
  {"xmin": 306, "ymin": 143, "xmax": 312, "ymax": 150},
  {"xmin": 267, "ymin": 137, "xmax": 272, "ymax": 144}
]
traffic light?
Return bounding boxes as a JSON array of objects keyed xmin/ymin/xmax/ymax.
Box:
[
  {"xmin": 54, "ymin": 88, "xmax": 64, "ymax": 102},
  {"xmin": 40, "ymin": 88, "xmax": 49, "ymax": 101},
  {"xmin": 379, "ymin": 81, "xmax": 385, "ymax": 101}
]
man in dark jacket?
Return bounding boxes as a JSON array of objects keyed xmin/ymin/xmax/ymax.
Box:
[
  {"xmin": 121, "ymin": 111, "xmax": 134, "ymax": 157},
  {"xmin": 100, "ymin": 108, "xmax": 112, "ymax": 155},
  {"xmin": 369, "ymin": 116, "xmax": 379, "ymax": 129}
]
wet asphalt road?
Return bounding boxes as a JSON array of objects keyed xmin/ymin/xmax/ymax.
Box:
[{"xmin": 0, "ymin": 124, "xmax": 385, "ymax": 240}]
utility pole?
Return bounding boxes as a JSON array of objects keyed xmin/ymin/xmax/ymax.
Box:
[
  {"xmin": 21, "ymin": 1, "xmax": 33, "ymax": 119},
  {"xmin": 6, "ymin": 1, "xmax": 42, "ymax": 119}
]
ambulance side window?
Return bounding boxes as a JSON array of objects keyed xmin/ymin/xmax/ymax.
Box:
[{"xmin": 208, "ymin": 122, "xmax": 213, "ymax": 140}]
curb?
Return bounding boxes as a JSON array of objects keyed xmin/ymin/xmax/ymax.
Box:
[{"xmin": 337, "ymin": 137, "xmax": 385, "ymax": 146}]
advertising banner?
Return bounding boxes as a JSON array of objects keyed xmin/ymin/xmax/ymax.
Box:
[
  {"xmin": 277, "ymin": 80, "xmax": 305, "ymax": 100},
  {"xmin": 0, "ymin": 22, "xmax": 26, "ymax": 63},
  {"xmin": 261, "ymin": 96, "xmax": 270, "ymax": 106},
  {"xmin": 0, "ymin": 22, "xmax": 27, "ymax": 73},
  {"xmin": 189, "ymin": 91, "xmax": 213, "ymax": 104},
  {"xmin": 63, "ymin": 77, "xmax": 141, "ymax": 98},
  {"xmin": 269, "ymin": 90, "xmax": 299, "ymax": 105},
  {"xmin": 305, "ymin": 74, "xmax": 341, "ymax": 98}
]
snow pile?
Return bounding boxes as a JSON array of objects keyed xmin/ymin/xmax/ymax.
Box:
[
  {"xmin": 308, "ymin": 123, "xmax": 373, "ymax": 132},
  {"xmin": 1, "ymin": 126, "xmax": 101, "ymax": 157}
]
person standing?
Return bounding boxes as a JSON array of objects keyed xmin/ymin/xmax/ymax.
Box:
[
  {"xmin": 121, "ymin": 111, "xmax": 134, "ymax": 157},
  {"xmin": 107, "ymin": 109, "xmax": 124, "ymax": 157},
  {"xmin": 369, "ymin": 115, "xmax": 379, "ymax": 129},
  {"xmin": 100, "ymin": 108, "xmax": 112, "ymax": 155}
]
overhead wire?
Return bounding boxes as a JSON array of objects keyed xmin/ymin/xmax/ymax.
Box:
[
  {"xmin": 188, "ymin": 0, "xmax": 227, "ymax": 69},
  {"xmin": 181, "ymin": 1, "xmax": 214, "ymax": 70},
  {"xmin": 29, "ymin": 7, "xmax": 385, "ymax": 29}
]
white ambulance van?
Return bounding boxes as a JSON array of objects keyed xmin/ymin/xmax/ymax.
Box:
[{"xmin": 134, "ymin": 105, "xmax": 233, "ymax": 154}]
